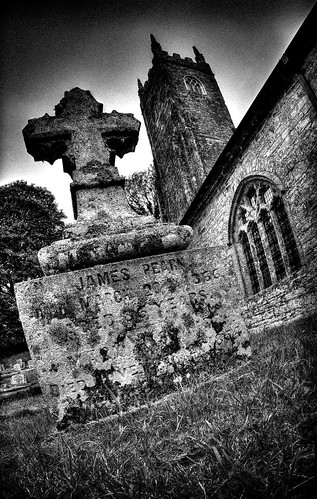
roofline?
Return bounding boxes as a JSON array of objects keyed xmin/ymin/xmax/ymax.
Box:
[{"xmin": 181, "ymin": 3, "xmax": 317, "ymax": 226}]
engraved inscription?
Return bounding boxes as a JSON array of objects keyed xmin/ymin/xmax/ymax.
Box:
[
  {"xmin": 16, "ymin": 247, "xmax": 248, "ymax": 424},
  {"xmin": 77, "ymin": 267, "xmax": 130, "ymax": 290},
  {"xmin": 142, "ymin": 257, "xmax": 185, "ymax": 275},
  {"xmin": 30, "ymin": 259, "xmax": 221, "ymax": 327}
]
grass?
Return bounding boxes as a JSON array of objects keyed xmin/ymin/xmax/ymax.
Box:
[{"xmin": 0, "ymin": 316, "xmax": 316, "ymax": 498}]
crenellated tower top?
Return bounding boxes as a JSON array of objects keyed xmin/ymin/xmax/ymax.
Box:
[{"xmin": 139, "ymin": 36, "xmax": 213, "ymax": 96}]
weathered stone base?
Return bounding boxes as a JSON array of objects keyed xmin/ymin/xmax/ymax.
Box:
[{"xmin": 15, "ymin": 247, "xmax": 249, "ymax": 425}]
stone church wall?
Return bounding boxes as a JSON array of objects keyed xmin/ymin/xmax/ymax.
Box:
[
  {"xmin": 304, "ymin": 44, "xmax": 317, "ymax": 96},
  {"xmin": 188, "ymin": 47, "xmax": 317, "ymax": 333}
]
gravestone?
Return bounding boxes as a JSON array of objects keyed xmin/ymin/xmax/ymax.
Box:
[
  {"xmin": 16, "ymin": 88, "xmax": 249, "ymax": 425},
  {"xmin": 11, "ymin": 373, "xmax": 26, "ymax": 386}
]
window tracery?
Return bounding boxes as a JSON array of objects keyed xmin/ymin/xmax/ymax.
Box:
[
  {"xmin": 239, "ymin": 231, "xmax": 260, "ymax": 294},
  {"xmin": 233, "ymin": 179, "xmax": 301, "ymax": 296},
  {"xmin": 249, "ymin": 221, "xmax": 272, "ymax": 288},
  {"xmin": 184, "ymin": 76, "xmax": 206, "ymax": 95}
]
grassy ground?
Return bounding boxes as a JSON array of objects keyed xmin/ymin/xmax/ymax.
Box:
[{"xmin": 0, "ymin": 317, "xmax": 316, "ymax": 498}]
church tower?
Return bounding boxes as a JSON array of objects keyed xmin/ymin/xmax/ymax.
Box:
[{"xmin": 138, "ymin": 35, "xmax": 235, "ymax": 222}]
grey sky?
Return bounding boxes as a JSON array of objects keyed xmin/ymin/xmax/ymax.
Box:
[{"xmin": 0, "ymin": 0, "xmax": 315, "ymax": 220}]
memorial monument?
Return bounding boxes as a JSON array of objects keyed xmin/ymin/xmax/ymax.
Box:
[{"xmin": 15, "ymin": 88, "xmax": 249, "ymax": 425}]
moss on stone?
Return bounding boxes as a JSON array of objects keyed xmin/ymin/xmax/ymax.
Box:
[{"xmin": 48, "ymin": 318, "xmax": 80, "ymax": 349}]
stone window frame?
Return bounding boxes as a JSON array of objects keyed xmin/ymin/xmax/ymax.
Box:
[
  {"xmin": 184, "ymin": 76, "xmax": 206, "ymax": 95},
  {"xmin": 229, "ymin": 175, "xmax": 302, "ymax": 297}
]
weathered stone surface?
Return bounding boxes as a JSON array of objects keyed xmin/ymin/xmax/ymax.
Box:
[
  {"xmin": 23, "ymin": 88, "xmax": 140, "ymax": 179},
  {"xmin": 64, "ymin": 215, "xmax": 156, "ymax": 240},
  {"xmin": 15, "ymin": 246, "xmax": 249, "ymax": 424},
  {"xmin": 39, "ymin": 223, "xmax": 193, "ymax": 275}
]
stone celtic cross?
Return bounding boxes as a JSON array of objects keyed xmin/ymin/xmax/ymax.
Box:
[
  {"xmin": 23, "ymin": 87, "xmax": 193, "ymax": 276},
  {"xmin": 23, "ymin": 87, "xmax": 140, "ymax": 219}
]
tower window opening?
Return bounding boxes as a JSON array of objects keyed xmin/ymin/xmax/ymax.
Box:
[
  {"xmin": 232, "ymin": 179, "xmax": 301, "ymax": 296},
  {"xmin": 184, "ymin": 76, "xmax": 206, "ymax": 95}
]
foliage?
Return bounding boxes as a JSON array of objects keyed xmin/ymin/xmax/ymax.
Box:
[
  {"xmin": 0, "ymin": 181, "xmax": 65, "ymax": 352},
  {"xmin": 125, "ymin": 165, "xmax": 161, "ymax": 219},
  {"xmin": 0, "ymin": 316, "xmax": 316, "ymax": 498}
]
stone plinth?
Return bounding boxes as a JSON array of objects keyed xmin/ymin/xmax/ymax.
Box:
[
  {"xmin": 15, "ymin": 246, "xmax": 249, "ymax": 425},
  {"xmin": 38, "ymin": 223, "xmax": 193, "ymax": 275}
]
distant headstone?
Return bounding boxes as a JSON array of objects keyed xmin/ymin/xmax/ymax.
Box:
[{"xmin": 11, "ymin": 373, "xmax": 26, "ymax": 385}]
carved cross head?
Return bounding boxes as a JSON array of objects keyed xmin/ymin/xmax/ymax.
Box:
[{"xmin": 22, "ymin": 88, "xmax": 141, "ymax": 185}]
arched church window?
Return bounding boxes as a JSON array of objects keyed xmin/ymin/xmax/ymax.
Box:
[
  {"xmin": 232, "ymin": 179, "xmax": 301, "ymax": 296},
  {"xmin": 184, "ymin": 76, "xmax": 206, "ymax": 95}
]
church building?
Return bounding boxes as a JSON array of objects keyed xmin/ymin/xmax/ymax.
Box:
[{"xmin": 138, "ymin": 5, "xmax": 317, "ymax": 334}]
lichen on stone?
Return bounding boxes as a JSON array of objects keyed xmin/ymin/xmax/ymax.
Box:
[{"xmin": 48, "ymin": 318, "xmax": 80, "ymax": 348}]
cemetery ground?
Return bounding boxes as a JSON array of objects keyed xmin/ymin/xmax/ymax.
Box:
[{"xmin": 0, "ymin": 317, "xmax": 316, "ymax": 499}]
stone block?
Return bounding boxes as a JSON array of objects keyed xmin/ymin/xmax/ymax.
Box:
[
  {"xmin": 15, "ymin": 246, "xmax": 249, "ymax": 425},
  {"xmin": 11, "ymin": 373, "xmax": 26, "ymax": 385}
]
